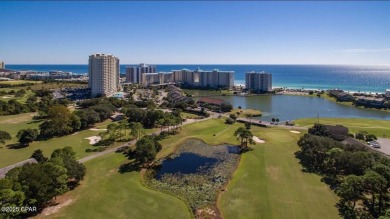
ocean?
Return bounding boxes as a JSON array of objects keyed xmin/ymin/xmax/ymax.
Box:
[{"xmin": 6, "ymin": 64, "xmax": 390, "ymax": 93}]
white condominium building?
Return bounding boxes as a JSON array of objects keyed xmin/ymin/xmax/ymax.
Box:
[
  {"xmin": 172, "ymin": 68, "xmax": 234, "ymax": 88},
  {"xmin": 245, "ymin": 71, "xmax": 272, "ymax": 92},
  {"xmin": 88, "ymin": 53, "xmax": 120, "ymax": 97},
  {"xmin": 141, "ymin": 72, "xmax": 174, "ymax": 87},
  {"xmin": 0, "ymin": 61, "xmax": 4, "ymax": 69},
  {"xmin": 126, "ymin": 63, "xmax": 156, "ymax": 84}
]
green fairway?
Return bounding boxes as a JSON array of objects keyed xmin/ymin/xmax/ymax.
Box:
[
  {"xmin": 31, "ymin": 118, "xmax": 339, "ymax": 218},
  {"xmin": 0, "ymin": 113, "xmax": 114, "ymax": 168},
  {"xmin": 35, "ymin": 153, "xmax": 191, "ymax": 219},
  {"xmin": 218, "ymin": 127, "xmax": 340, "ymax": 218},
  {"xmin": 158, "ymin": 119, "xmax": 340, "ymax": 218},
  {"xmin": 295, "ymin": 117, "xmax": 390, "ymax": 138},
  {"xmin": 0, "ymin": 80, "xmax": 43, "ymax": 85},
  {"xmin": 0, "ymin": 81, "xmax": 86, "ymax": 92}
]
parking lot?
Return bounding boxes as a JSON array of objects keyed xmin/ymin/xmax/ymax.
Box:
[{"xmin": 373, "ymin": 138, "xmax": 390, "ymax": 156}]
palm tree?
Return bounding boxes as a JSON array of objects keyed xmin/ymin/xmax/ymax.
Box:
[{"xmin": 234, "ymin": 127, "xmax": 254, "ymax": 151}]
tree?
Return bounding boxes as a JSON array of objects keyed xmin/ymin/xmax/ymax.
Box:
[
  {"xmin": 366, "ymin": 134, "xmax": 377, "ymax": 142},
  {"xmin": 0, "ymin": 130, "xmax": 11, "ymax": 145},
  {"xmin": 129, "ymin": 122, "xmax": 144, "ymax": 140},
  {"xmin": 16, "ymin": 129, "xmax": 38, "ymax": 146},
  {"xmin": 271, "ymin": 117, "xmax": 276, "ymax": 123},
  {"xmin": 134, "ymin": 136, "xmax": 157, "ymax": 164},
  {"xmin": 39, "ymin": 105, "xmax": 73, "ymax": 138},
  {"xmin": 336, "ymin": 175, "xmax": 364, "ymax": 218},
  {"xmin": 229, "ymin": 113, "xmax": 237, "ymax": 120},
  {"xmin": 234, "ymin": 127, "xmax": 254, "ymax": 150},
  {"xmin": 51, "ymin": 147, "xmax": 86, "ymax": 183},
  {"xmin": 362, "ymin": 170, "xmax": 387, "ymax": 218},
  {"xmin": 31, "ymin": 149, "xmax": 48, "ymax": 163},
  {"xmin": 225, "ymin": 118, "xmax": 235, "ymax": 124},
  {"xmin": 245, "ymin": 121, "xmax": 251, "ymax": 129},
  {"xmin": 308, "ymin": 123, "xmax": 330, "ymax": 137},
  {"xmin": 276, "ymin": 118, "xmax": 280, "ymax": 123}
]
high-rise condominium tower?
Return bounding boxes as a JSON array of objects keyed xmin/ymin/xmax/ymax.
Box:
[
  {"xmin": 125, "ymin": 63, "xmax": 156, "ymax": 84},
  {"xmin": 0, "ymin": 61, "xmax": 4, "ymax": 69},
  {"xmin": 245, "ymin": 71, "xmax": 272, "ymax": 92},
  {"xmin": 88, "ymin": 53, "xmax": 119, "ymax": 97}
]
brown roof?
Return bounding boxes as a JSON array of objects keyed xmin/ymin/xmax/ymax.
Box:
[{"xmin": 197, "ymin": 97, "xmax": 226, "ymax": 105}]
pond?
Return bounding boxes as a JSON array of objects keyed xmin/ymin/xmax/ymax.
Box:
[
  {"xmin": 186, "ymin": 90, "xmax": 390, "ymax": 121},
  {"xmin": 145, "ymin": 139, "xmax": 240, "ymax": 212},
  {"xmin": 156, "ymin": 146, "xmax": 240, "ymax": 178}
]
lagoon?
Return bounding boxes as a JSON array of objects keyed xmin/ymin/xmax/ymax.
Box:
[{"xmin": 187, "ymin": 90, "xmax": 390, "ymax": 121}]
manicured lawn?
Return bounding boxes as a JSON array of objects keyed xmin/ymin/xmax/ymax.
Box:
[
  {"xmin": 295, "ymin": 117, "xmax": 390, "ymax": 138},
  {"xmin": 0, "ymin": 82, "xmax": 86, "ymax": 92},
  {"xmin": 0, "ymin": 80, "xmax": 42, "ymax": 85},
  {"xmin": 0, "ymin": 90, "xmax": 35, "ymax": 103},
  {"xmin": 218, "ymin": 127, "xmax": 340, "ymax": 218},
  {"xmin": 0, "ymin": 113, "xmax": 114, "ymax": 168},
  {"xmin": 35, "ymin": 153, "xmax": 191, "ymax": 219},
  {"xmin": 34, "ymin": 118, "xmax": 339, "ymax": 218},
  {"xmin": 181, "ymin": 111, "xmax": 202, "ymax": 119}
]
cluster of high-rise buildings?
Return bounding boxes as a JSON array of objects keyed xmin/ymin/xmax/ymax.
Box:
[{"xmin": 88, "ymin": 53, "xmax": 272, "ymax": 97}]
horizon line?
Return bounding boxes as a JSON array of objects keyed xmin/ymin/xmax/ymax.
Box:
[{"xmin": 6, "ymin": 63, "xmax": 390, "ymax": 67}]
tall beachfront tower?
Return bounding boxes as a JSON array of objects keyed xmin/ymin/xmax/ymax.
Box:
[
  {"xmin": 125, "ymin": 63, "xmax": 156, "ymax": 84},
  {"xmin": 88, "ymin": 53, "xmax": 119, "ymax": 97},
  {"xmin": 0, "ymin": 61, "xmax": 4, "ymax": 69},
  {"xmin": 245, "ymin": 71, "xmax": 272, "ymax": 92}
]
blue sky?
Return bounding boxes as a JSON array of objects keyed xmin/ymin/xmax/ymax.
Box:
[{"xmin": 0, "ymin": 1, "xmax": 390, "ymax": 65}]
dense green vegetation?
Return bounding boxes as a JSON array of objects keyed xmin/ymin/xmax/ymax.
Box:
[
  {"xmin": 295, "ymin": 117, "xmax": 390, "ymax": 138},
  {"xmin": 0, "ymin": 147, "xmax": 85, "ymax": 218},
  {"xmin": 37, "ymin": 153, "xmax": 191, "ymax": 219},
  {"xmin": 296, "ymin": 124, "xmax": 390, "ymax": 218}
]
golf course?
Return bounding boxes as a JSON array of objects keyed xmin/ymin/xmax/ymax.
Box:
[{"xmin": 32, "ymin": 118, "xmax": 340, "ymax": 218}]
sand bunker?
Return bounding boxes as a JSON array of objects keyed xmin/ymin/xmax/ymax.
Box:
[
  {"xmin": 41, "ymin": 199, "xmax": 72, "ymax": 216},
  {"xmin": 289, "ymin": 130, "xmax": 301, "ymax": 134},
  {"xmin": 85, "ymin": 136, "xmax": 101, "ymax": 144},
  {"xmin": 89, "ymin": 128, "xmax": 107, "ymax": 131},
  {"xmin": 253, "ymin": 136, "xmax": 265, "ymax": 143}
]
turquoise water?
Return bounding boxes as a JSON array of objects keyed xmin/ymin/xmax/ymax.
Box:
[{"xmin": 7, "ymin": 64, "xmax": 390, "ymax": 93}]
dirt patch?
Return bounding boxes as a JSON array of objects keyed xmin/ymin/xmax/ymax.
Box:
[
  {"xmin": 71, "ymin": 132, "xmax": 79, "ymax": 136},
  {"xmin": 252, "ymin": 136, "xmax": 265, "ymax": 143},
  {"xmin": 84, "ymin": 136, "xmax": 101, "ymax": 144},
  {"xmin": 89, "ymin": 128, "xmax": 107, "ymax": 131},
  {"xmin": 289, "ymin": 130, "xmax": 301, "ymax": 134},
  {"xmin": 40, "ymin": 199, "xmax": 73, "ymax": 216},
  {"xmin": 266, "ymin": 166, "xmax": 280, "ymax": 181}
]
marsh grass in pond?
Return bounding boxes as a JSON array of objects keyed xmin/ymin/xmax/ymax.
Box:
[{"xmin": 144, "ymin": 139, "xmax": 240, "ymax": 213}]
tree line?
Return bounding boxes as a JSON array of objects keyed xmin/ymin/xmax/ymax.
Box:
[
  {"xmin": 0, "ymin": 147, "xmax": 86, "ymax": 218},
  {"xmin": 297, "ymin": 124, "xmax": 390, "ymax": 218}
]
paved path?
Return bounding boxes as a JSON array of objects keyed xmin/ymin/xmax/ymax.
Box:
[{"xmin": 78, "ymin": 113, "xmax": 217, "ymax": 163}]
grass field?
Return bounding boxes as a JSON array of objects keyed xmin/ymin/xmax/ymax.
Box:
[
  {"xmin": 35, "ymin": 153, "xmax": 191, "ymax": 219},
  {"xmin": 295, "ymin": 117, "xmax": 390, "ymax": 138},
  {"xmin": 0, "ymin": 81, "xmax": 86, "ymax": 92},
  {"xmin": 0, "ymin": 89, "xmax": 35, "ymax": 103},
  {"xmin": 230, "ymin": 108, "xmax": 262, "ymax": 117},
  {"xmin": 219, "ymin": 127, "xmax": 340, "ymax": 218},
  {"xmin": 0, "ymin": 113, "xmax": 114, "ymax": 168},
  {"xmin": 0, "ymin": 80, "xmax": 43, "ymax": 85},
  {"xmin": 33, "ymin": 118, "xmax": 339, "ymax": 218}
]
